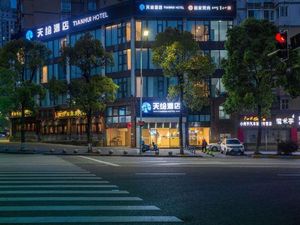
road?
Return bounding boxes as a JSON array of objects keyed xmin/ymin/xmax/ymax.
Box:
[{"xmin": 0, "ymin": 154, "xmax": 300, "ymax": 224}]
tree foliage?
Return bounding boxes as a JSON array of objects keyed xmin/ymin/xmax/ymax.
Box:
[
  {"xmin": 152, "ymin": 28, "xmax": 214, "ymax": 152},
  {"xmin": 62, "ymin": 32, "xmax": 118, "ymax": 151},
  {"xmin": 222, "ymin": 19, "xmax": 285, "ymax": 153},
  {"xmin": 0, "ymin": 39, "xmax": 50, "ymax": 145}
]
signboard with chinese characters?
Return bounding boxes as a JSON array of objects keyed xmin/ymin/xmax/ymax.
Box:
[
  {"xmin": 276, "ymin": 114, "xmax": 295, "ymax": 126},
  {"xmin": 10, "ymin": 110, "xmax": 33, "ymax": 118},
  {"xmin": 136, "ymin": 0, "xmax": 236, "ymax": 18},
  {"xmin": 55, "ymin": 110, "xmax": 86, "ymax": 119},
  {"xmin": 25, "ymin": 11, "xmax": 109, "ymax": 41},
  {"xmin": 240, "ymin": 116, "xmax": 272, "ymax": 127},
  {"xmin": 142, "ymin": 101, "xmax": 181, "ymax": 116}
]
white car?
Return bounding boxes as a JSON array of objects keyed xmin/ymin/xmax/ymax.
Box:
[
  {"xmin": 220, "ymin": 138, "xmax": 245, "ymax": 155},
  {"xmin": 207, "ymin": 142, "xmax": 221, "ymax": 151}
]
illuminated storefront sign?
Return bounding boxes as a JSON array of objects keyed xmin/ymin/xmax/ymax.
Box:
[
  {"xmin": 55, "ymin": 110, "xmax": 86, "ymax": 119},
  {"xmin": 10, "ymin": 110, "xmax": 33, "ymax": 118},
  {"xmin": 240, "ymin": 116, "xmax": 272, "ymax": 127},
  {"xmin": 26, "ymin": 11, "xmax": 109, "ymax": 40},
  {"xmin": 276, "ymin": 114, "xmax": 295, "ymax": 125},
  {"xmin": 142, "ymin": 102, "xmax": 181, "ymax": 114},
  {"xmin": 137, "ymin": 1, "xmax": 236, "ymax": 17}
]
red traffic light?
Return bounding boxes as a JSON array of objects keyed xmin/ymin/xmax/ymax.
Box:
[{"xmin": 275, "ymin": 32, "xmax": 287, "ymax": 44}]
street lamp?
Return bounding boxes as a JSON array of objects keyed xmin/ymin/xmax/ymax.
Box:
[{"xmin": 139, "ymin": 29, "xmax": 149, "ymax": 154}]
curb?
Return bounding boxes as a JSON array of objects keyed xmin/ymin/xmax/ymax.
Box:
[{"xmin": 251, "ymin": 154, "xmax": 300, "ymax": 159}]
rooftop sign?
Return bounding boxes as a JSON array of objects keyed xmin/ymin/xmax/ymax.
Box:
[{"xmin": 25, "ymin": 11, "xmax": 109, "ymax": 41}]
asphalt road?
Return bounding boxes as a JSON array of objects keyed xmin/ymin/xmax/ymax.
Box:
[{"xmin": 0, "ymin": 154, "xmax": 300, "ymax": 225}]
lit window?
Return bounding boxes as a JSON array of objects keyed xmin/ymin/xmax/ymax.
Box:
[
  {"xmin": 219, "ymin": 105, "xmax": 230, "ymax": 119},
  {"xmin": 41, "ymin": 66, "xmax": 48, "ymax": 83}
]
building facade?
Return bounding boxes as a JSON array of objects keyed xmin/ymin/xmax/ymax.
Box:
[
  {"xmin": 15, "ymin": 0, "xmax": 237, "ymax": 148},
  {"xmin": 0, "ymin": 0, "xmax": 17, "ymax": 47}
]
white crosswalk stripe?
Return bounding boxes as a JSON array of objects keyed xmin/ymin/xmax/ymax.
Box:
[{"xmin": 0, "ymin": 170, "xmax": 183, "ymax": 224}]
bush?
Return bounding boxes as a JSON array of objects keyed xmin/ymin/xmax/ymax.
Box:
[{"xmin": 277, "ymin": 141, "xmax": 298, "ymax": 155}]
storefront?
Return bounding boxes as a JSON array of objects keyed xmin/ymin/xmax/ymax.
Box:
[{"xmin": 239, "ymin": 114, "xmax": 299, "ymax": 149}]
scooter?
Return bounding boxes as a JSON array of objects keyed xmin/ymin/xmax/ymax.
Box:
[{"xmin": 141, "ymin": 142, "xmax": 159, "ymax": 153}]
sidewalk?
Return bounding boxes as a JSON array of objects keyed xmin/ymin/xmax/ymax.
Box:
[{"xmin": 0, "ymin": 142, "xmax": 206, "ymax": 157}]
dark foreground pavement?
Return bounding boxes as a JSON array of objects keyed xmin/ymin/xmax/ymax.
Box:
[{"xmin": 1, "ymin": 154, "xmax": 300, "ymax": 224}]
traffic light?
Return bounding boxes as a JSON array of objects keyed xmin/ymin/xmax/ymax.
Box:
[{"xmin": 275, "ymin": 31, "xmax": 288, "ymax": 60}]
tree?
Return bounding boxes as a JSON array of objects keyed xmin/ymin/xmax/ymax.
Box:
[
  {"xmin": 62, "ymin": 32, "xmax": 118, "ymax": 152},
  {"xmin": 222, "ymin": 19, "xmax": 285, "ymax": 154},
  {"xmin": 48, "ymin": 78, "xmax": 68, "ymax": 106},
  {"xmin": 152, "ymin": 28, "xmax": 214, "ymax": 154},
  {"xmin": 0, "ymin": 39, "xmax": 50, "ymax": 149}
]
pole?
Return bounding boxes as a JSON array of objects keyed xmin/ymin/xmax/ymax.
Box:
[{"xmin": 139, "ymin": 35, "xmax": 143, "ymax": 154}]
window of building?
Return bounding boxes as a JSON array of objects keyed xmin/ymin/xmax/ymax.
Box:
[
  {"xmin": 210, "ymin": 21, "xmax": 232, "ymax": 41},
  {"xmin": 41, "ymin": 66, "xmax": 48, "ymax": 83},
  {"xmin": 280, "ymin": 6, "xmax": 288, "ymax": 17},
  {"xmin": 280, "ymin": 99, "xmax": 289, "ymax": 110},
  {"xmin": 113, "ymin": 77, "xmax": 131, "ymax": 99},
  {"xmin": 106, "ymin": 106, "xmax": 131, "ymax": 124},
  {"xmin": 106, "ymin": 22, "xmax": 130, "ymax": 47},
  {"xmin": 61, "ymin": 0, "xmax": 71, "ymax": 12},
  {"xmin": 219, "ymin": 105, "xmax": 230, "ymax": 119},
  {"xmin": 136, "ymin": 76, "xmax": 173, "ymax": 98},
  {"xmin": 210, "ymin": 50, "xmax": 227, "ymax": 68},
  {"xmin": 187, "ymin": 20, "xmax": 209, "ymax": 42},
  {"xmin": 88, "ymin": 0, "xmax": 96, "ymax": 11},
  {"xmin": 211, "ymin": 78, "xmax": 226, "ymax": 97}
]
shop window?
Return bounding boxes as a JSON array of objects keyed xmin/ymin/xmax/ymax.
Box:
[{"xmin": 219, "ymin": 105, "xmax": 230, "ymax": 119}]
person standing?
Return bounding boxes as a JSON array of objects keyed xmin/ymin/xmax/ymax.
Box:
[{"xmin": 202, "ymin": 138, "xmax": 208, "ymax": 151}]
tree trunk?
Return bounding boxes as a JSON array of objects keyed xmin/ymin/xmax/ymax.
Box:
[
  {"xmin": 255, "ymin": 104, "xmax": 262, "ymax": 154},
  {"xmin": 179, "ymin": 77, "xmax": 184, "ymax": 155},
  {"xmin": 20, "ymin": 104, "xmax": 25, "ymax": 151},
  {"xmin": 86, "ymin": 108, "xmax": 93, "ymax": 153}
]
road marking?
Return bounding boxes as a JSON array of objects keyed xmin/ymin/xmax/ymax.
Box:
[
  {"xmin": 0, "ymin": 174, "xmax": 96, "ymax": 177},
  {"xmin": 136, "ymin": 173, "xmax": 186, "ymax": 176},
  {"xmin": 0, "ymin": 177, "xmax": 102, "ymax": 180},
  {"xmin": 0, "ymin": 197, "xmax": 142, "ymax": 202},
  {"xmin": 0, "ymin": 185, "xmax": 118, "ymax": 188},
  {"xmin": 0, "ymin": 190, "xmax": 129, "ymax": 194},
  {"xmin": 0, "ymin": 205, "xmax": 160, "ymax": 211},
  {"xmin": 278, "ymin": 173, "xmax": 300, "ymax": 177},
  {"xmin": 0, "ymin": 216, "xmax": 182, "ymax": 223},
  {"xmin": 0, "ymin": 172, "xmax": 90, "ymax": 174},
  {"xmin": 0, "ymin": 181, "xmax": 109, "ymax": 184},
  {"xmin": 79, "ymin": 156, "xmax": 120, "ymax": 167}
]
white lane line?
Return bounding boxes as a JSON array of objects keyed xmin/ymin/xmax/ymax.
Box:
[
  {"xmin": 278, "ymin": 173, "xmax": 300, "ymax": 176},
  {"xmin": 0, "ymin": 190, "xmax": 129, "ymax": 194},
  {"xmin": 0, "ymin": 181, "xmax": 109, "ymax": 184},
  {"xmin": 0, "ymin": 172, "xmax": 90, "ymax": 174},
  {"xmin": 79, "ymin": 156, "xmax": 120, "ymax": 167},
  {"xmin": 0, "ymin": 185, "xmax": 118, "ymax": 188},
  {"xmin": 0, "ymin": 216, "xmax": 182, "ymax": 223},
  {"xmin": 136, "ymin": 173, "xmax": 186, "ymax": 176},
  {"xmin": 0, "ymin": 174, "xmax": 96, "ymax": 177},
  {"xmin": 0, "ymin": 197, "xmax": 142, "ymax": 202},
  {"xmin": 0, "ymin": 177, "xmax": 102, "ymax": 180},
  {"xmin": 0, "ymin": 205, "xmax": 160, "ymax": 211}
]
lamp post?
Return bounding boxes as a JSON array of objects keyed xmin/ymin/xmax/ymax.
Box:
[{"xmin": 139, "ymin": 29, "xmax": 149, "ymax": 154}]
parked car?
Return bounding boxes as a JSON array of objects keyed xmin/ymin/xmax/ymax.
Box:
[
  {"xmin": 207, "ymin": 142, "xmax": 221, "ymax": 151},
  {"xmin": 220, "ymin": 138, "xmax": 245, "ymax": 155}
]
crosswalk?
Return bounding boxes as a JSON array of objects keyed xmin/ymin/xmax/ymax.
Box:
[{"xmin": 0, "ymin": 171, "xmax": 182, "ymax": 224}]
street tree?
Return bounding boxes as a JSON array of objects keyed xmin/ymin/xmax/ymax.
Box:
[
  {"xmin": 152, "ymin": 28, "xmax": 215, "ymax": 154},
  {"xmin": 222, "ymin": 19, "xmax": 285, "ymax": 154},
  {"xmin": 48, "ymin": 78, "xmax": 68, "ymax": 106},
  {"xmin": 0, "ymin": 39, "xmax": 50, "ymax": 149},
  {"xmin": 62, "ymin": 32, "xmax": 118, "ymax": 152}
]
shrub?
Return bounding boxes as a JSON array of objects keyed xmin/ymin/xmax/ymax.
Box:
[{"xmin": 277, "ymin": 141, "xmax": 298, "ymax": 155}]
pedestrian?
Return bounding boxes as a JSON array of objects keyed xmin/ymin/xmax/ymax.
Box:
[{"xmin": 202, "ymin": 138, "xmax": 207, "ymax": 151}]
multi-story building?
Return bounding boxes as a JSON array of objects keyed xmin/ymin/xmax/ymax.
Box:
[
  {"xmin": 18, "ymin": 0, "xmax": 129, "ymax": 30},
  {"xmin": 14, "ymin": 0, "xmax": 237, "ymax": 148},
  {"xmin": 235, "ymin": 0, "xmax": 300, "ymax": 148},
  {"xmin": 0, "ymin": 0, "xmax": 17, "ymax": 47}
]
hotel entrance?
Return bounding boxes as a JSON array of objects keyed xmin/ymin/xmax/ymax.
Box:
[
  {"xmin": 188, "ymin": 127, "xmax": 210, "ymax": 146},
  {"xmin": 142, "ymin": 122, "xmax": 179, "ymax": 148}
]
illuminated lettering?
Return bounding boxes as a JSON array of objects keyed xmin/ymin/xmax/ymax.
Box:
[
  {"xmin": 53, "ymin": 23, "xmax": 60, "ymax": 33},
  {"xmin": 37, "ymin": 28, "xmax": 44, "ymax": 37},
  {"xmin": 62, "ymin": 21, "xmax": 69, "ymax": 31},
  {"xmin": 45, "ymin": 26, "xmax": 52, "ymax": 36}
]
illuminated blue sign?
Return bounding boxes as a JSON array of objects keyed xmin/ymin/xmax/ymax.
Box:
[
  {"xmin": 139, "ymin": 4, "xmax": 146, "ymax": 11},
  {"xmin": 25, "ymin": 30, "xmax": 33, "ymax": 40},
  {"xmin": 142, "ymin": 102, "xmax": 152, "ymax": 113}
]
